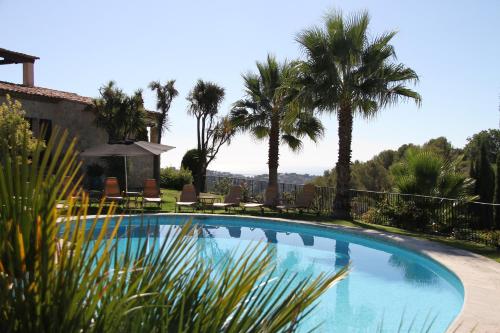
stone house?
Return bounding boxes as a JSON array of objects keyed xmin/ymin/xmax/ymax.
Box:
[{"xmin": 0, "ymin": 48, "xmax": 161, "ymax": 189}]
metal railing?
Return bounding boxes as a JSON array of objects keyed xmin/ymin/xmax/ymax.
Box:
[
  {"xmin": 350, "ymin": 190, "xmax": 500, "ymax": 246},
  {"xmin": 205, "ymin": 175, "xmax": 500, "ymax": 247}
]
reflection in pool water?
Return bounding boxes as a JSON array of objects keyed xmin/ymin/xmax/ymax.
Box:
[{"xmin": 93, "ymin": 215, "xmax": 463, "ymax": 332}]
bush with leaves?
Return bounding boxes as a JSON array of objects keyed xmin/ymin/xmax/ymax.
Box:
[
  {"xmin": 181, "ymin": 148, "xmax": 200, "ymax": 179},
  {"xmin": 0, "ymin": 95, "xmax": 40, "ymax": 160},
  {"xmin": 159, "ymin": 167, "xmax": 193, "ymax": 190},
  {"xmin": 0, "ymin": 128, "xmax": 347, "ymax": 332},
  {"xmin": 361, "ymin": 199, "xmax": 430, "ymax": 231}
]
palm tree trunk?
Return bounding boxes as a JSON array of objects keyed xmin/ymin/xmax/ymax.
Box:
[
  {"xmin": 268, "ymin": 114, "xmax": 280, "ymax": 187},
  {"xmin": 332, "ymin": 107, "xmax": 353, "ymax": 220},
  {"xmin": 153, "ymin": 130, "xmax": 162, "ymax": 183}
]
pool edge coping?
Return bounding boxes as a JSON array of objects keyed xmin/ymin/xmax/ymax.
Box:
[{"xmin": 87, "ymin": 213, "xmax": 500, "ymax": 333}]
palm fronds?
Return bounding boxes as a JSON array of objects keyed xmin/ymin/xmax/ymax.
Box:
[{"xmin": 0, "ymin": 128, "xmax": 346, "ymax": 332}]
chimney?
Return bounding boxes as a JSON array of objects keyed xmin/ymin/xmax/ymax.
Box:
[
  {"xmin": 0, "ymin": 48, "xmax": 39, "ymax": 86},
  {"xmin": 23, "ymin": 62, "xmax": 34, "ymax": 86}
]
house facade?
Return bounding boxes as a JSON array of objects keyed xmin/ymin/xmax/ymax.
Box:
[{"xmin": 0, "ymin": 48, "xmax": 159, "ymax": 189}]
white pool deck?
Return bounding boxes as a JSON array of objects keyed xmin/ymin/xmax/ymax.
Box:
[{"xmin": 103, "ymin": 213, "xmax": 500, "ymax": 332}]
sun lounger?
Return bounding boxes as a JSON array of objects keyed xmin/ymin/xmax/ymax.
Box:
[
  {"xmin": 103, "ymin": 177, "xmax": 125, "ymax": 205},
  {"xmin": 212, "ymin": 185, "xmax": 242, "ymax": 212},
  {"xmin": 175, "ymin": 184, "xmax": 198, "ymax": 212},
  {"xmin": 142, "ymin": 179, "xmax": 162, "ymax": 208},
  {"xmin": 242, "ymin": 185, "xmax": 279, "ymax": 213},
  {"xmin": 277, "ymin": 183, "xmax": 318, "ymax": 214}
]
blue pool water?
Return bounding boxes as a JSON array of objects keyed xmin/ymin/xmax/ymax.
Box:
[{"xmin": 97, "ymin": 215, "xmax": 463, "ymax": 332}]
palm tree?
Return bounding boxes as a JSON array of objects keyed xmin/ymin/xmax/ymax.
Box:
[
  {"xmin": 296, "ymin": 11, "xmax": 421, "ymax": 219},
  {"xmin": 149, "ymin": 80, "xmax": 179, "ymax": 181},
  {"xmin": 230, "ymin": 54, "xmax": 324, "ymax": 187},
  {"xmin": 391, "ymin": 148, "xmax": 475, "ymax": 200},
  {"xmin": 187, "ymin": 80, "xmax": 234, "ymax": 193},
  {"xmin": 296, "ymin": 12, "xmax": 421, "ymax": 219},
  {"xmin": 93, "ymin": 81, "xmax": 147, "ymax": 142}
]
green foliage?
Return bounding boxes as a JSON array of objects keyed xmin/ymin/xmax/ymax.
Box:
[
  {"xmin": 473, "ymin": 140, "xmax": 495, "ymax": 228},
  {"xmin": 391, "ymin": 148, "xmax": 474, "ymax": 200},
  {"xmin": 296, "ymin": 10, "xmax": 421, "ymax": 216},
  {"xmin": 149, "ymin": 80, "xmax": 178, "ymax": 142},
  {"xmin": 159, "ymin": 167, "xmax": 193, "ymax": 190},
  {"xmin": 0, "ymin": 127, "xmax": 348, "ymax": 332},
  {"xmin": 350, "ymin": 160, "xmax": 392, "ymax": 191},
  {"xmin": 422, "ymin": 137, "xmax": 462, "ymax": 162},
  {"xmin": 230, "ymin": 54, "xmax": 323, "ymax": 187},
  {"xmin": 496, "ymin": 154, "xmax": 500, "ymax": 228},
  {"xmin": 0, "ymin": 95, "xmax": 40, "ymax": 159},
  {"xmin": 464, "ymin": 129, "xmax": 500, "ymax": 162},
  {"xmin": 93, "ymin": 81, "xmax": 148, "ymax": 142},
  {"xmin": 187, "ymin": 80, "xmax": 234, "ymax": 192},
  {"xmin": 230, "ymin": 54, "xmax": 324, "ymax": 153},
  {"xmin": 212, "ymin": 177, "xmax": 232, "ymax": 195},
  {"xmin": 181, "ymin": 148, "xmax": 201, "ymax": 177},
  {"xmin": 363, "ymin": 200, "xmax": 431, "ymax": 231}
]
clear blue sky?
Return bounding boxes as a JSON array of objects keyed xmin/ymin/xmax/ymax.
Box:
[{"xmin": 1, "ymin": 0, "xmax": 499, "ymax": 175}]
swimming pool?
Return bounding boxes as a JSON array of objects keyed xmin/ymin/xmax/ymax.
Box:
[{"xmin": 98, "ymin": 214, "xmax": 464, "ymax": 332}]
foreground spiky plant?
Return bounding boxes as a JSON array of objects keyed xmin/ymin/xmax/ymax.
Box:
[{"xmin": 0, "ymin": 128, "xmax": 347, "ymax": 332}]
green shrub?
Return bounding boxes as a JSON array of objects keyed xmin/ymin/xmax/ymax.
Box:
[
  {"xmin": 364, "ymin": 199, "xmax": 431, "ymax": 231},
  {"xmin": 0, "ymin": 128, "xmax": 347, "ymax": 332},
  {"xmin": 181, "ymin": 149, "xmax": 200, "ymax": 176},
  {"xmin": 160, "ymin": 167, "xmax": 193, "ymax": 190},
  {"xmin": 213, "ymin": 178, "xmax": 232, "ymax": 195}
]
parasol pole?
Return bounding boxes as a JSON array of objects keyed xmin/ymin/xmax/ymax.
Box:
[{"xmin": 124, "ymin": 155, "xmax": 128, "ymax": 193}]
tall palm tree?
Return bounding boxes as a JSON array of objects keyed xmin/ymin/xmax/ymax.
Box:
[
  {"xmin": 149, "ymin": 80, "xmax": 179, "ymax": 181},
  {"xmin": 230, "ymin": 54, "xmax": 324, "ymax": 187},
  {"xmin": 296, "ymin": 11, "xmax": 421, "ymax": 219}
]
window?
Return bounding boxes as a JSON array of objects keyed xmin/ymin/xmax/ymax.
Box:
[{"xmin": 39, "ymin": 119, "xmax": 52, "ymax": 142}]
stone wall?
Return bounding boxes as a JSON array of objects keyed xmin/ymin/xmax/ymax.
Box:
[{"xmin": 0, "ymin": 95, "xmax": 154, "ymax": 190}]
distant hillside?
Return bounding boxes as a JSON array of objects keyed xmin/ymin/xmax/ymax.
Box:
[{"xmin": 207, "ymin": 170, "xmax": 316, "ymax": 185}]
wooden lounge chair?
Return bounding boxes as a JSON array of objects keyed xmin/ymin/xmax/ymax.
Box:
[
  {"xmin": 242, "ymin": 185, "xmax": 279, "ymax": 214},
  {"xmin": 103, "ymin": 177, "xmax": 125, "ymax": 206},
  {"xmin": 277, "ymin": 183, "xmax": 318, "ymax": 214},
  {"xmin": 142, "ymin": 179, "xmax": 162, "ymax": 208},
  {"xmin": 175, "ymin": 184, "xmax": 198, "ymax": 212},
  {"xmin": 212, "ymin": 185, "xmax": 242, "ymax": 212}
]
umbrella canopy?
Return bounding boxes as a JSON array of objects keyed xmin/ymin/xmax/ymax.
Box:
[
  {"xmin": 80, "ymin": 141, "xmax": 175, "ymax": 157},
  {"xmin": 80, "ymin": 141, "xmax": 175, "ymax": 192}
]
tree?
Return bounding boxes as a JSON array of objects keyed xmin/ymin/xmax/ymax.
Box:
[
  {"xmin": 93, "ymin": 81, "xmax": 147, "ymax": 143},
  {"xmin": 149, "ymin": 80, "xmax": 179, "ymax": 181},
  {"xmin": 473, "ymin": 140, "xmax": 495, "ymax": 228},
  {"xmin": 181, "ymin": 148, "xmax": 201, "ymax": 180},
  {"xmin": 230, "ymin": 55, "xmax": 323, "ymax": 187},
  {"xmin": 495, "ymin": 154, "xmax": 500, "ymax": 229},
  {"xmin": 423, "ymin": 137, "xmax": 461, "ymax": 162},
  {"xmin": 296, "ymin": 10, "xmax": 421, "ymax": 219},
  {"xmin": 93, "ymin": 81, "xmax": 148, "ymax": 186},
  {"xmin": 390, "ymin": 148, "xmax": 475, "ymax": 200},
  {"xmin": 464, "ymin": 129, "xmax": 500, "ymax": 162},
  {"xmin": 186, "ymin": 80, "xmax": 234, "ymax": 193},
  {"xmin": 0, "ymin": 95, "xmax": 39, "ymax": 160}
]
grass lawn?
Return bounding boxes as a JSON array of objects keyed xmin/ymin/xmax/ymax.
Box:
[{"xmin": 93, "ymin": 188, "xmax": 500, "ymax": 263}]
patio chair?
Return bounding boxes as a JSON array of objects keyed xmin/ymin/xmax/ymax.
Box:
[
  {"xmin": 142, "ymin": 179, "xmax": 162, "ymax": 208},
  {"xmin": 212, "ymin": 185, "xmax": 242, "ymax": 212},
  {"xmin": 242, "ymin": 185, "xmax": 279, "ymax": 214},
  {"xmin": 175, "ymin": 184, "xmax": 198, "ymax": 212},
  {"xmin": 103, "ymin": 177, "xmax": 125, "ymax": 206},
  {"xmin": 277, "ymin": 183, "xmax": 318, "ymax": 215}
]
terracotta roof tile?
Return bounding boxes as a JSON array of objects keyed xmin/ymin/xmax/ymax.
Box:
[{"xmin": 0, "ymin": 81, "xmax": 93, "ymax": 105}]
